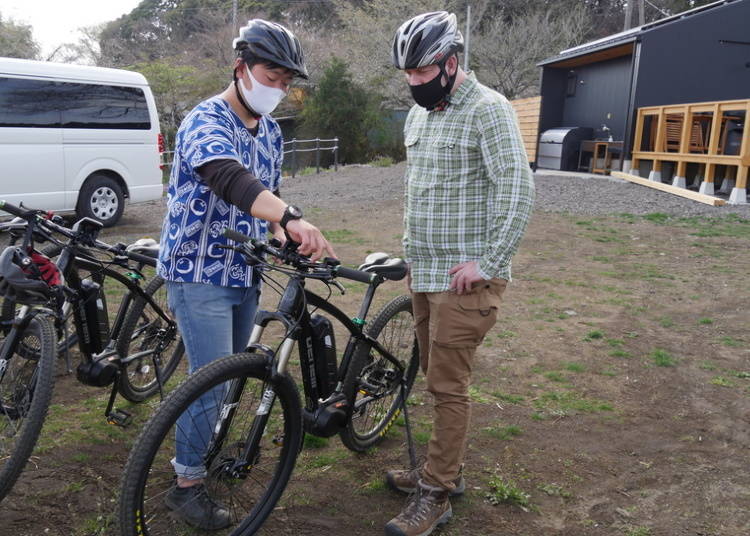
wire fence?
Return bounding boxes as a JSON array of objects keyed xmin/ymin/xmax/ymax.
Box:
[
  {"xmin": 284, "ymin": 137, "xmax": 339, "ymax": 178},
  {"xmin": 160, "ymin": 137, "xmax": 339, "ymax": 179}
]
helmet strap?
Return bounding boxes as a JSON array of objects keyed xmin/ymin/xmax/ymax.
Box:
[{"xmin": 433, "ymin": 55, "xmax": 458, "ymax": 111}]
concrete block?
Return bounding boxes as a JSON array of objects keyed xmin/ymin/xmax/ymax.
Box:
[
  {"xmin": 671, "ymin": 176, "xmax": 687, "ymax": 189},
  {"xmin": 699, "ymin": 181, "xmax": 715, "ymax": 196},
  {"xmin": 729, "ymin": 187, "xmax": 747, "ymax": 205},
  {"xmin": 648, "ymin": 170, "xmax": 662, "ymax": 182}
]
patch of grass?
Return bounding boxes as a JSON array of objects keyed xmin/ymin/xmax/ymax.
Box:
[
  {"xmin": 492, "ymin": 392, "xmax": 525, "ymax": 404},
  {"xmin": 564, "ymin": 362, "xmax": 586, "ymax": 373},
  {"xmin": 599, "ymin": 368, "xmax": 618, "ymax": 376},
  {"xmin": 303, "ymin": 434, "xmax": 328, "ymax": 449},
  {"xmin": 534, "ymin": 390, "xmax": 614, "ymax": 414},
  {"xmin": 698, "ymin": 317, "xmax": 714, "ymax": 325},
  {"xmin": 543, "ymin": 371, "xmax": 567, "ymax": 383},
  {"xmin": 496, "ymin": 329, "xmax": 516, "ymax": 339},
  {"xmin": 322, "ymin": 229, "xmax": 365, "ymax": 245},
  {"xmin": 626, "ymin": 527, "xmax": 652, "ymax": 536},
  {"xmin": 538, "ymin": 483, "xmax": 571, "ymax": 498},
  {"xmin": 530, "ymin": 412, "xmax": 546, "ymax": 421},
  {"xmin": 583, "ymin": 330, "xmax": 604, "ymax": 342},
  {"xmin": 485, "ymin": 475, "xmax": 531, "ymax": 510},
  {"xmin": 710, "ymin": 376, "xmax": 734, "ymax": 387},
  {"xmin": 468, "ymin": 386, "xmax": 492, "ymax": 404},
  {"xmin": 643, "ymin": 212, "xmax": 670, "ymax": 224},
  {"xmin": 483, "ymin": 424, "xmax": 523, "ymax": 440},
  {"xmin": 699, "ymin": 361, "xmax": 717, "ymax": 371},
  {"xmin": 592, "ymin": 255, "xmax": 612, "ymax": 263},
  {"xmin": 369, "ymin": 155, "xmax": 394, "ymax": 167},
  {"xmin": 718, "ymin": 336, "xmax": 743, "ymax": 348},
  {"xmin": 413, "ymin": 429, "xmax": 431, "ymax": 445},
  {"xmin": 650, "ymin": 348, "xmax": 676, "ymax": 367},
  {"xmin": 361, "ymin": 479, "xmax": 387, "ymax": 494},
  {"xmin": 607, "ymin": 338, "xmax": 624, "ymax": 347},
  {"xmin": 658, "ymin": 316, "xmax": 674, "ymax": 328}
]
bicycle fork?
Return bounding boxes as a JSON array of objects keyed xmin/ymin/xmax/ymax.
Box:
[{"xmin": 204, "ymin": 330, "xmax": 297, "ymax": 477}]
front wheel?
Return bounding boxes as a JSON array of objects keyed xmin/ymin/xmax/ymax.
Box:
[
  {"xmin": 119, "ymin": 352, "xmax": 302, "ymax": 536},
  {"xmin": 0, "ymin": 314, "xmax": 57, "ymax": 503},
  {"xmin": 340, "ymin": 295, "xmax": 419, "ymax": 452}
]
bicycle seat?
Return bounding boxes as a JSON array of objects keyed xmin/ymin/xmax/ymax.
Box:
[
  {"xmin": 126, "ymin": 238, "xmax": 159, "ymax": 258},
  {"xmin": 359, "ymin": 252, "xmax": 389, "ymax": 269},
  {"xmin": 361, "ymin": 257, "xmax": 408, "ymax": 281}
]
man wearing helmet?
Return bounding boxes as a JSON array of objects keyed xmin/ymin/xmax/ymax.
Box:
[
  {"xmin": 157, "ymin": 19, "xmax": 335, "ymax": 530},
  {"xmin": 386, "ymin": 11, "xmax": 534, "ymax": 536}
]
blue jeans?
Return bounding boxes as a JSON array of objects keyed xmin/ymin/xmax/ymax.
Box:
[{"xmin": 166, "ymin": 280, "xmax": 260, "ymax": 479}]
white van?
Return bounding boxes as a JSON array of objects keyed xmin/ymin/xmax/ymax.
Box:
[{"xmin": 0, "ymin": 57, "xmax": 164, "ymax": 226}]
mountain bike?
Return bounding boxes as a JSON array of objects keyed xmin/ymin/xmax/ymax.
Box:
[
  {"xmin": 0, "ymin": 215, "xmax": 184, "ymax": 404},
  {"xmin": 119, "ymin": 228, "xmax": 420, "ymax": 535},
  {"xmin": 0, "ymin": 200, "xmax": 182, "ymax": 503}
]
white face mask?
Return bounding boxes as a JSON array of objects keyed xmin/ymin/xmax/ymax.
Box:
[{"xmin": 238, "ymin": 69, "xmax": 287, "ymax": 115}]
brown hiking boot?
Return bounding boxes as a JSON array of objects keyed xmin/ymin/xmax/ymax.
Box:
[
  {"xmin": 384, "ymin": 480, "xmax": 452, "ymax": 536},
  {"xmin": 385, "ymin": 466, "xmax": 465, "ymax": 497}
]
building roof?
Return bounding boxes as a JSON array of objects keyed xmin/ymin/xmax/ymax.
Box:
[{"xmin": 538, "ymin": 0, "xmax": 739, "ymax": 67}]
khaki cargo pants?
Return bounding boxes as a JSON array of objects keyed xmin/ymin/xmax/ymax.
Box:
[{"xmin": 412, "ymin": 278, "xmax": 507, "ymax": 491}]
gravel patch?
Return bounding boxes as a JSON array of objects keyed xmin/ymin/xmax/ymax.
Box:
[{"xmin": 280, "ymin": 162, "xmax": 750, "ymax": 218}]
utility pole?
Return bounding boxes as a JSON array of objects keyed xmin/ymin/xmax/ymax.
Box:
[
  {"xmin": 638, "ymin": 0, "xmax": 646, "ymax": 26},
  {"xmin": 623, "ymin": 1, "xmax": 634, "ymax": 31},
  {"xmin": 463, "ymin": 2, "xmax": 471, "ymax": 71},
  {"xmin": 232, "ymin": 0, "xmax": 238, "ymax": 32}
]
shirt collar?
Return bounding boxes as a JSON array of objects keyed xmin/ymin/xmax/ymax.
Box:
[{"xmin": 447, "ymin": 71, "xmax": 477, "ymax": 109}]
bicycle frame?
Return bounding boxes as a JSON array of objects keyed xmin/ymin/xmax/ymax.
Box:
[{"xmin": 204, "ymin": 271, "xmax": 409, "ymax": 477}]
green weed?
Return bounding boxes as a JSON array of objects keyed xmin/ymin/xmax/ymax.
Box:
[
  {"xmin": 698, "ymin": 317, "xmax": 713, "ymax": 325},
  {"xmin": 483, "ymin": 424, "xmax": 523, "ymax": 440},
  {"xmin": 564, "ymin": 362, "xmax": 586, "ymax": 373},
  {"xmin": 485, "ymin": 475, "xmax": 531, "ymax": 509},
  {"xmin": 584, "ymin": 330, "xmax": 604, "ymax": 341},
  {"xmin": 650, "ymin": 349, "xmax": 676, "ymax": 367}
]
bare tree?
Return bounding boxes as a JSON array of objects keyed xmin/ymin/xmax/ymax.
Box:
[{"xmin": 473, "ymin": 4, "xmax": 591, "ymax": 99}]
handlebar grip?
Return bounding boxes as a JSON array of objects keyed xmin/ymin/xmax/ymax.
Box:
[
  {"xmin": 223, "ymin": 228, "xmax": 253, "ymax": 243},
  {"xmin": 335, "ymin": 265, "xmax": 375, "ymax": 284},
  {"xmin": 126, "ymin": 250, "xmax": 157, "ymax": 267},
  {"xmin": 0, "ymin": 200, "xmax": 25, "ymax": 218}
]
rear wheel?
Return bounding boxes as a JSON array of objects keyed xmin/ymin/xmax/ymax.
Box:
[
  {"xmin": 116, "ymin": 276, "xmax": 184, "ymax": 402},
  {"xmin": 119, "ymin": 352, "xmax": 302, "ymax": 536},
  {"xmin": 340, "ymin": 295, "xmax": 419, "ymax": 452},
  {"xmin": 0, "ymin": 314, "xmax": 56, "ymax": 502}
]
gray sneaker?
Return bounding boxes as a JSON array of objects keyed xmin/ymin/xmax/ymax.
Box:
[{"xmin": 164, "ymin": 484, "xmax": 231, "ymax": 530}]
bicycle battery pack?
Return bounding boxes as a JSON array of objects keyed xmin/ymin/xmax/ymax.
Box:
[
  {"xmin": 310, "ymin": 314, "xmax": 337, "ymax": 399},
  {"xmin": 73, "ymin": 278, "xmax": 110, "ymax": 356}
]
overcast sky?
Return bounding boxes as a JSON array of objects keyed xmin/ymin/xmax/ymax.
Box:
[{"xmin": 1, "ymin": 0, "xmax": 142, "ymax": 58}]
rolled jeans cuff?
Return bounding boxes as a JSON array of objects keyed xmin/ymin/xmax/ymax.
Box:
[{"xmin": 171, "ymin": 457, "xmax": 207, "ymax": 480}]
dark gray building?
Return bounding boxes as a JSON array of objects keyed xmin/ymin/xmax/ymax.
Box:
[{"xmin": 536, "ymin": 0, "xmax": 750, "ymax": 176}]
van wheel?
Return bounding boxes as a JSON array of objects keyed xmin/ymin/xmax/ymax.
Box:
[{"xmin": 78, "ymin": 175, "xmax": 124, "ymax": 227}]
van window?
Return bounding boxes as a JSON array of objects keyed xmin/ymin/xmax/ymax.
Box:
[
  {"xmin": 60, "ymin": 83, "xmax": 151, "ymax": 130},
  {"xmin": 0, "ymin": 77, "xmax": 62, "ymax": 127},
  {"xmin": 0, "ymin": 76, "xmax": 150, "ymax": 130}
]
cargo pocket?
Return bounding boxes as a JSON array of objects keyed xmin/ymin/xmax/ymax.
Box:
[{"xmin": 434, "ymin": 283, "xmax": 503, "ymax": 348}]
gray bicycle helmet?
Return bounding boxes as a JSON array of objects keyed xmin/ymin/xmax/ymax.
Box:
[
  {"xmin": 0, "ymin": 247, "xmax": 55, "ymax": 305},
  {"xmin": 233, "ymin": 19, "xmax": 308, "ymax": 79},
  {"xmin": 391, "ymin": 11, "xmax": 464, "ymax": 70}
]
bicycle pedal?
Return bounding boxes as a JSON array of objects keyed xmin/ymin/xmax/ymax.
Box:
[{"xmin": 106, "ymin": 409, "xmax": 132, "ymax": 427}]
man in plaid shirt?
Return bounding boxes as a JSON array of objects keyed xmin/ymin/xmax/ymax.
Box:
[{"xmin": 384, "ymin": 11, "xmax": 534, "ymax": 536}]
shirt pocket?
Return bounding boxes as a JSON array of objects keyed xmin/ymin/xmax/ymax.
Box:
[{"xmin": 431, "ymin": 136, "xmax": 481, "ymax": 186}]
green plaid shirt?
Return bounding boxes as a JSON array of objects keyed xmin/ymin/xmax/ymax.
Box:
[{"xmin": 403, "ymin": 72, "xmax": 535, "ymax": 292}]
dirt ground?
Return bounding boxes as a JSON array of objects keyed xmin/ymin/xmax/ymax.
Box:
[{"xmin": 1, "ymin": 164, "xmax": 749, "ymax": 536}]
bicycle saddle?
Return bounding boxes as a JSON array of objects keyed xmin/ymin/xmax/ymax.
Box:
[
  {"xmin": 360, "ymin": 256, "xmax": 408, "ymax": 281},
  {"xmin": 126, "ymin": 238, "xmax": 159, "ymax": 258}
]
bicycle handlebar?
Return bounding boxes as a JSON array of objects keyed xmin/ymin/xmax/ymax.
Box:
[{"xmin": 222, "ymin": 228, "xmax": 375, "ymax": 284}]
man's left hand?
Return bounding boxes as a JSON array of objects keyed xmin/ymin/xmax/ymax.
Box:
[{"xmin": 448, "ymin": 261, "xmax": 485, "ymax": 295}]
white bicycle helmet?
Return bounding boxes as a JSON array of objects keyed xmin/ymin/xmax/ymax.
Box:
[{"xmin": 391, "ymin": 11, "xmax": 464, "ymax": 70}]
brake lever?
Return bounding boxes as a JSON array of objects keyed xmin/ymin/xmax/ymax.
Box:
[{"xmin": 330, "ymin": 279, "xmax": 346, "ymax": 295}]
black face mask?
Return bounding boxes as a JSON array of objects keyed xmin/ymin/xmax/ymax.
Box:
[{"xmin": 409, "ymin": 60, "xmax": 457, "ymax": 111}]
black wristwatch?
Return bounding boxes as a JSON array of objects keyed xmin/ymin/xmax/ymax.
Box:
[{"xmin": 279, "ymin": 204, "xmax": 303, "ymax": 230}]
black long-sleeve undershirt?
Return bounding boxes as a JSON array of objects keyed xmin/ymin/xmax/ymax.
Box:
[{"xmin": 196, "ymin": 159, "xmax": 279, "ymax": 211}]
